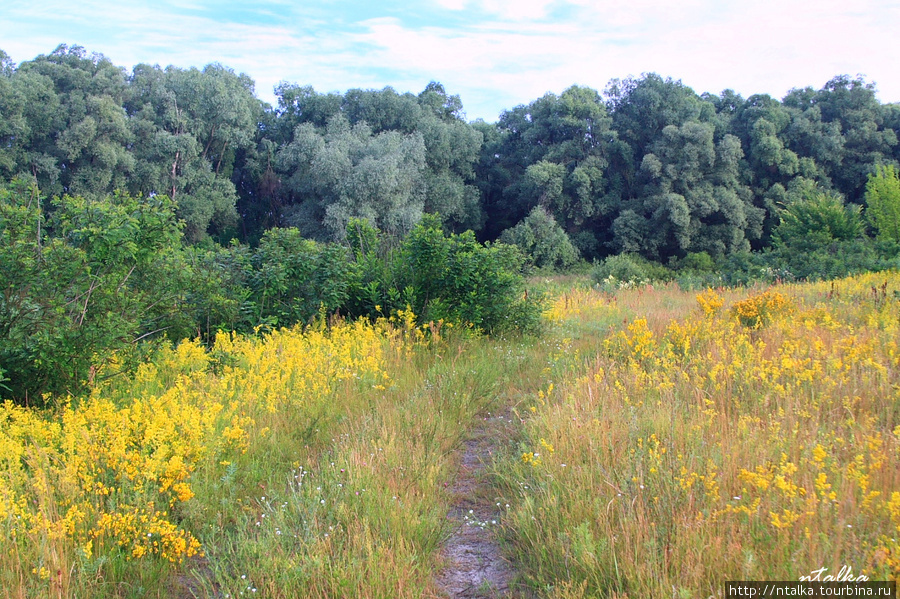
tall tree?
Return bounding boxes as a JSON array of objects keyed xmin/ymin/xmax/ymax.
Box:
[
  {"xmin": 482, "ymin": 85, "xmax": 614, "ymax": 256},
  {"xmin": 0, "ymin": 51, "xmax": 28, "ymax": 180},
  {"xmin": 126, "ymin": 63, "xmax": 261, "ymax": 241},
  {"xmin": 276, "ymin": 115, "xmax": 427, "ymax": 239},
  {"xmin": 14, "ymin": 45, "xmax": 134, "ymax": 199},
  {"xmin": 783, "ymin": 76, "xmax": 897, "ymax": 202}
]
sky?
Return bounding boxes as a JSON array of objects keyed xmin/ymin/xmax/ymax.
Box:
[{"xmin": 1, "ymin": 0, "xmax": 898, "ymax": 122}]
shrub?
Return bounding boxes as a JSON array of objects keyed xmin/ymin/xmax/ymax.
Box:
[
  {"xmin": 591, "ymin": 253, "xmax": 672, "ymax": 289},
  {"xmin": 865, "ymin": 164, "xmax": 900, "ymax": 242},
  {"xmin": 499, "ymin": 206, "xmax": 580, "ymax": 270},
  {"xmin": 0, "ymin": 181, "xmax": 187, "ymax": 403},
  {"xmin": 396, "ymin": 215, "xmax": 542, "ymax": 333},
  {"xmin": 773, "ymin": 192, "xmax": 864, "ymax": 253},
  {"xmin": 248, "ymin": 228, "xmax": 356, "ymax": 327},
  {"xmin": 679, "ymin": 251, "xmax": 715, "ymax": 273}
]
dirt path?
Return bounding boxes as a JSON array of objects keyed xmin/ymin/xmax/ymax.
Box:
[{"xmin": 436, "ymin": 411, "xmax": 529, "ymax": 599}]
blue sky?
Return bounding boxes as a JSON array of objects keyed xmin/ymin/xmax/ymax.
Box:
[{"xmin": 1, "ymin": 0, "xmax": 898, "ymax": 121}]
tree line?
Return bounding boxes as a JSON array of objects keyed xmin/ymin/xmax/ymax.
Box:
[{"xmin": 2, "ymin": 45, "xmax": 899, "ymax": 260}]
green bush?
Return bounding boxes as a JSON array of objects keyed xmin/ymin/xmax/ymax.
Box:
[
  {"xmin": 591, "ymin": 253, "xmax": 672, "ymax": 289},
  {"xmin": 766, "ymin": 238, "xmax": 900, "ymax": 281},
  {"xmin": 396, "ymin": 215, "xmax": 542, "ymax": 333},
  {"xmin": 184, "ymin": 242, "xmax": 255, "ymax": 338},
  {"xmin": 499, "ymin": 206, "xmax": 580, "ymax": 270},
  {"xmin": 247, "ymin": 228, "xmax": 356, "ymax": 327},
  {"xmin": 0, "ymin": 181, "xmax": 187, "ymax": 403},
  {"xmin": 772, "ymin": 192, "xmax": 864, "ymax": 253},
  {"xmin": 865, "ymin": 164, "xmax": 900, "ymax": 242},
  {"xmin": 679, "ymin": 251, "xmax": 715, "ymax": 273}
]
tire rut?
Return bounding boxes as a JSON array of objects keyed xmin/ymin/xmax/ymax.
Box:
[{"xmin": 436, "ymin": 411, "xmax": 530, "ymax": 599}]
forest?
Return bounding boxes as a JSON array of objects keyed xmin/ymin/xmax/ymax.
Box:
[{"xmin": 2, "ymin": 43, "xmax": 900, "ymax": 401}]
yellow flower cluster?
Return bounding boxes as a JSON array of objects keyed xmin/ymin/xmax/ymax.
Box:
[
  {"xmin": 696, "ymin": 288, "xmax": 725, "ymax": 316},
  {"xmin": 92, "ymin": 506, "xmax": 202, "ymax": 562},
  {"xmin": 730, "ymin": 289, "xmax": 793, "ymax": 328},
  {"xmin": 1, "ymin": 318, "xmax": 401, "ymax": 588}
]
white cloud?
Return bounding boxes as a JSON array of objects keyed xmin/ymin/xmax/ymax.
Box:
[
  {"xmin": 1, "ymin": 0, "xmax": 898, "ymax": 120},
  {"xmin": 434, "ymin": 0, "xmax": 469, "ymax": 10}
]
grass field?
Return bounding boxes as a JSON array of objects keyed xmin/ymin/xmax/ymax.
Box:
[
  {"xmin": 2, "ymin": 273, "xmax": 899, "ymax": 597},
  {"xmin": 498, "ymin": 273, "xmax": 900, "ymax": 597}
]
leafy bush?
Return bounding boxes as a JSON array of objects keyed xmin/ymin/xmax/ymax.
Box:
[
  {"xmin": 184, "ymin": 242, "xmax": 255, "ymax": 338},
  {"xmin": 865, "ymin": 164, "xmax": 900, "ymax": 242},
  {"xmin": 712, "ymin": 250, "xmax": 788, "ymax": 286},
  {"xmin": 591, "ymin": 253, "xmax": 672, "ymax": 289},
  {"xmin": 247, "ymin": 228, "xmax": 355, "ymax": 327},
  {"xmin": 396, "ymin": 215, "xmax": 542, "ymax": 333},
  {"xmin": 0, "ymin": 181, "xmax": 187, "ymax": 403},
  {"xmin": 671, "ymin": 252, "xmax": 725, "ymax": 290},
  {"xmin": 772, "ymin": 192, "xmax": 864, "ymax": 253},
  {"xmin": 678, "ymin": 251, "xmax": 715, "ymax": 273},
  {"xmin": 499, "ymin": 206, "xmax": 580, "ymax": 270},
  {"xmin": 766, "ymin": 238, "xmax": 900, "ymax": 281}
]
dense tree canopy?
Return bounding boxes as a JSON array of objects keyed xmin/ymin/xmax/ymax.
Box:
[{"xmin": 1, "ymin": 44, "xmax": 898, "ymax": 260}]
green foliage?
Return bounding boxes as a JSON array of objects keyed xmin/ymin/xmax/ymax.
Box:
[
  {"xmin": 346, "ymin": 217, "xmax": 381, "ymax": 258},
  {"xmin": 500, "ymin": 206, "xmax": 580, "ymax": 270},
  {"xmin": 679, "ymin": 251, "xmax": 715, "ymax": 273},
  {"xmin": 247, "ymin": 228, "xmax": 355, "ymax": 327},
  {"xmin": 183, "ymin": 242, "xmax": 254, "ymax": 339},
  {"xmin": 126, "ymin": 62, "xmax": 259, "ymax": 242},
  {"xmin": 591, "ymin": 253, "xmax": 672, "ymax": 288},
  {"xmin": 672, "ymin": 251, "xmax": 724, "ymax": 289},
  {"xmin": 481, "ymin": 86, "xmax": 613, "ymax": 245},
  {"xmin": 273, "ymin": 82, "xmax": 485, "ymax": 238},
  {"xmin": 754, "ymin": 191, "xmax": 900, "ymax": 280},
  {"xmin": 768, "ymin": 238, "xmax": 900, "ymax": 281},
  {"xmin": 277, "ymin": 116, "xmax": 426, "ymax": 240},
  {"xmin": 865, "ymin": 164, "xmax": 900, "ymax": 242},
  {"xmin": 0, "ymin": 181, "xmax": 186, "ymax": 403},
  {"xmin": 772, "ymin": 192, "xmax": 864, "ymax": 253},
  {"xmin": 396, "ymin": 215, "xmax": 542, "ymax": 333}
]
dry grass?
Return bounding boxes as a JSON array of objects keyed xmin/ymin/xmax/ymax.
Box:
[{"xmin": 497, "ymin": 273, "xmax": 900, "ymax": 597}]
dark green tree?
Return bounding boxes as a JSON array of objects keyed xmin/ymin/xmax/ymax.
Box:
[{"xmin": 481, "ymin": 86, "xmax": 613, "ymax": 255}]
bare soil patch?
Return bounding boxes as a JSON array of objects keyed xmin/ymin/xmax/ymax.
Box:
[{"xmin": 436, "ymin": 411, "xmax": 532, "ymax": 599}]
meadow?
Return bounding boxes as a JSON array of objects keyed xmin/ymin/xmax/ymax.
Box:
[
  {"xmin": 500, "ymin": 273, "xmax": 900, "ymax": 597},
  {"xmin": 2, "ymin": 273, "xmax": 899, "ymax": 597}
]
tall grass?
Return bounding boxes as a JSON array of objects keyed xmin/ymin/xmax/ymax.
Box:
[
  {"xmin": 0, "ymin": 310, "xmax": 560, "ymax": 598},
  {"xmin": 496, "ymin": 273, "xmax": 900, "ymax": 597},
  {"xmin": 7, "ymin": 273, "xmax": 899, "ymax": 598}
]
